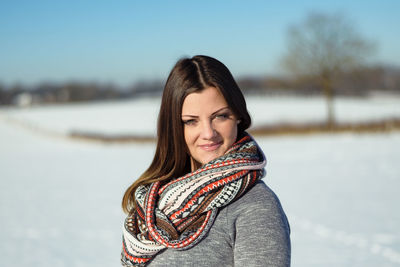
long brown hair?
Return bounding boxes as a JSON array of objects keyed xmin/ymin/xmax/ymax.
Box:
[{"xmin": 122, "ymin": 55, "xmax": 251, "ymax": 213}]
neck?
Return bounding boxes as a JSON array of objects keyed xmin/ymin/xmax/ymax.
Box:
[{"xmin": 190, "ymin": 157, "xmax": 202, "ymax": 171}]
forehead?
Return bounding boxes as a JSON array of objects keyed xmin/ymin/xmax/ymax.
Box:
[{"xmin": 182, "ymin": 87, "xmax": 228, "ymax": 115}]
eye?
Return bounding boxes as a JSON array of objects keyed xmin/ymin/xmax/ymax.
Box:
[
  {"xmin": 214, "ymin": 113, "xmax": 230, "ymax": 120},
  {"xmin": 182, "ymin": 119, "xmax": 197, "ymax": 126}
]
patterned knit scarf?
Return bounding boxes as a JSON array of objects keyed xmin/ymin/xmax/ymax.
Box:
[{"xmin": 121, "ymin": 133, "xmax": 266, "ymax": 266}]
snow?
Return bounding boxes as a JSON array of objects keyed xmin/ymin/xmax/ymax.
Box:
[
  {"xmin": 2, "ymin": 95, "xmax": 399, "ymax": 136},
  {"xmin": 259, "ymin": 133, "xmax": 400, "ymax": 266},
  {"xmin": 1, "ymin": 95, "xmax": 400, "ymax": 266}
]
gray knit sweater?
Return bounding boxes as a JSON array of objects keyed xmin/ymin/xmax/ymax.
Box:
[{"xmin": 147, "ymin": 181, "xmax": 291, "ymax": 266}]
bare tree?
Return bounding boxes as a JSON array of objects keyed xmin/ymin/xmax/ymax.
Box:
[{"xmin": 282, "ymin": 12, "xmax": 376, "ymax": 125}]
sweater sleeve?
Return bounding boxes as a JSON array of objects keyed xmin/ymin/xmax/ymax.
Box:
[{"xmin": 229, "ymin": 181, "xmax": 291, "ymax": 267}]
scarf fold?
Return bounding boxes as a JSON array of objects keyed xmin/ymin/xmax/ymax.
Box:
[{"xmin": 121, "ymin": 133, "xmax": 266, "ymax": 266}]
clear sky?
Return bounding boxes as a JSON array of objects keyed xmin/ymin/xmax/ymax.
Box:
[{"xmin": 1, "ymin": 0, "xmax": 399, "ymax": 87}]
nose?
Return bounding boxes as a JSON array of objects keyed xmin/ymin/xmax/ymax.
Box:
[{"xmin": 200, "ymin": 120, "xmax": 217, "ymax": 140}]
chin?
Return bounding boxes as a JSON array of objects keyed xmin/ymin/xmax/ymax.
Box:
[{"xmin": 201, "ymin": 153, "xmax": 222, "ymax": 165}]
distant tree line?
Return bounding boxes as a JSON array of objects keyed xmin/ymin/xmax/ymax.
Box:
[
  {"xmin": 0, "ymin": 65, "xmax": 399, "ymax": 107},
  {"xmin": 0, "ymin": 80, "xmax": 164, "ymax": 106},
  {"xmin": 238, "ymin": 64, "xmax": 400, "ymax": 96}
]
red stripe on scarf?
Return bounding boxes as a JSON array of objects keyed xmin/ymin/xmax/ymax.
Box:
[{"xmin": 170, "ymin": 169, "xmax": 248, "ymax": 221}]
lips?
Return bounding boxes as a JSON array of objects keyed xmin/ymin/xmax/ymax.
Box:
[{"xmin": 198, "ymin": 141, "xmax": 223, "ymax": 151}]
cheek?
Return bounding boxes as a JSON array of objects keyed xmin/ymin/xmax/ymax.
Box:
[
  {"xmin": 230, "ymin": 125, "xmax": 238, "ymax": 143},
  {"xmin": 184, "ymin": 127, "xmax": 195, "ymax": 148},
  {"xmin": 224, "ymin": 122, "xmax": 238, "ymax": 141}
]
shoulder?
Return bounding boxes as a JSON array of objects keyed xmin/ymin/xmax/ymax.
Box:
[
  {"xmin": 225, "ymin": 180, "xmax": 290, "ymax": 233},
  {"xmin": 229, "ymin": 180, "xmax": 285, "ymax": 214},
  {"xmin": 224, "ymin": 180, "xmax": 291, "ymax": 266}
]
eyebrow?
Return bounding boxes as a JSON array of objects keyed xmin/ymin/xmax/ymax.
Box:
[{"xmin": 182, "ymin": 106, "xmax": 231, "ymax": 118}]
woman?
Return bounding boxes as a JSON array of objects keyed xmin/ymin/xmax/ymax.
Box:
[{"xmin": 121, "ymin": 55, "xmax": 291, "ymax": 266}]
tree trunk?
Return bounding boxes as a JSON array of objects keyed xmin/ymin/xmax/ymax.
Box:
[{"xmin": 321, "ymin": 73, "xmax": 335, "ymax": 127}]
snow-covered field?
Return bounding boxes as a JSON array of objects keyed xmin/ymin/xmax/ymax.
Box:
[
  {"xmin": 2, "ymin": 95, "xmax": 400, "ymax": 136},
  {"xmin": 1, "ymin": 95, "xmax": 400, "ymax": 267}
]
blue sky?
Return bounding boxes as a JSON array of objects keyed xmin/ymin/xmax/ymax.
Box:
[{"xmin": 1, "ymin": 0, "xmax": 399, "ymax": 87}]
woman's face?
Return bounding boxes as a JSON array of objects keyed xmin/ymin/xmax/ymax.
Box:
[{"xmin": 181, "ymin": 87, "xmax": 238, "ymax": 167}]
